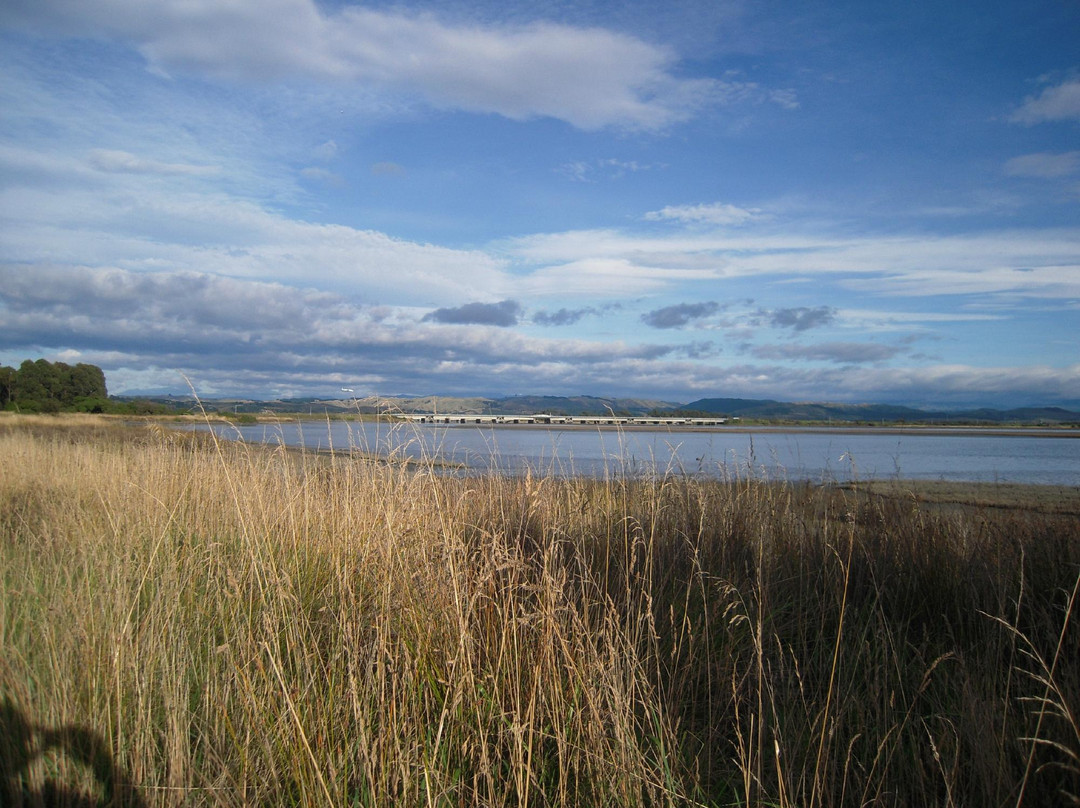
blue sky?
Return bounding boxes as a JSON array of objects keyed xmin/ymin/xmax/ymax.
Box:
[{"xmin": 1, "ymin": 0, "xmax": 1078, "ymax": 407}]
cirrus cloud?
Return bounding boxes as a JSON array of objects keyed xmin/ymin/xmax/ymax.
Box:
[
  {"xmin": 88, "ymin": 149, "xmax": 220, "ymax": 177},
  {"xmin": 1, "ymin": 0, "xmax": 767, "ymax": 131},
  {"xmin": 644, "ymin": 201, "xmax": 763, "ymax": 226}
]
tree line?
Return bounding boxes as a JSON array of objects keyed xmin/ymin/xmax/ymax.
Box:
[
  {"xmin": 1, "ymin": 359, "xmax": 180, "ymax": 414},
  {"xmin": 0, "ymin": 359, "xmax": 110, "ymax": 413}
]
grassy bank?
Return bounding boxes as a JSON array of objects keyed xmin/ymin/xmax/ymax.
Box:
[{"xmin": 1, "ymin": 414, "xmax": 1078, "ymax": 806}]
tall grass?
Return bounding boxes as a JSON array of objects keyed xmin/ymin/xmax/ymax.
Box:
[{"xmin": 1, "ymin": 414, "xmax": 1077, "ymax": 806}]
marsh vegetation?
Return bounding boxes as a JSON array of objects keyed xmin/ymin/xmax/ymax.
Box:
[{"xmin": 2, "ymin": 414, "xmax": 1077, "ymax": 806}]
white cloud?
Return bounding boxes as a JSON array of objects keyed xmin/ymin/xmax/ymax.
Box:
[
  {"xmin": 312, "ymin": 140, "xmax": 338, "ymax": 161},
  {"xmin": 7, "ymin": 147, "xmax": 1078, "ymax": 306},
  {"xmin": 0, "ymin": 184, "xmax": 511, "ymax": 306},
  {"xmin": 5, "ymin": 264, "xmax": 1077, "ymax": 403},
  {"xmin": 0, "ymin": 264, "xmax": 348, "ymax": 331},
  {"xmin": 1011, "ymin": 77, "xmax": 1080, "ymax": 124},
  {"xmin": 842, "ymin": 264, "xmax": 1080, "ymax": 298},
  {"xmin": 371, "ymin": 161, "xmax": 405, "ymax": 176},
  {"xmin": 751, "ymin": 341, "xmax": 901, "ymax": 364},
  {"xmin": 521, "ymin": 258, "xmax": 722, "ymax": 297},
  {"xmin": 0, "ymin": 52, "xmax": 299, "ymax": 203},
  {"xmin": 557, "ymin": 161, "xmax": 592, "ymax": 182},
  {"xmin": 300, "ymin": 166, "xmax": 344, "ymax": 186},
  {"xmin": 504, "ymin": 227, "xmax": 1080, "ymax": 300},
  {"xmin": 89, "ymin": 149, "xmax": 220, "ymax": 176},
  {"xmin": 839, "ymin": 308, "xmax": 1005, "ymax": 329},
  {"xmin": 1004, "ymin": 151, "xmax": 1080, "ymax": 178},
  {"xmin": 0, "ymin": 264, "xmax": 671, "ymax": 371},
  {"xmin": 845, "ymin": 363, "xmax": 1080, "ymax": 401},
  {"xmin": 504, "ymin": 228, "xmax": 794, "ymax": 263},
  {"xmin": 2, "ymin": 0, "xmax": 753, "ymax": 131},
  {"xmin": 768, "ymin": 88, "xmax": 799, "ymax": 110},
  {"xmin": 0, "ymin": 144, "xmax": 97, "ymax": 181},
  {"xmin": 559, "ymin": 158, "xmax": 660, "ymax": 182},
  {"xmin": 643, "ymin": 201, "xmax": 764, "ymax": 226}
]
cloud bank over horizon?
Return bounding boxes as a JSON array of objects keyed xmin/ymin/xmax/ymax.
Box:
[{"xmin": 1, "ymin": 1, "xmax": 1078, "ymax": 407}]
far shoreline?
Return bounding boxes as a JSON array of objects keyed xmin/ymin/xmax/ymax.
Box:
[
  {"xmin": 2, "ymin": 414, "xmax": 1076, "ymax": 508},
  {"xmin": 162, "ymin": 412, "xmax": 1080, "ymax": 438},
  {"xmin": 399, "ymin": 421, "xmax": 1080, "ymax": 438}
]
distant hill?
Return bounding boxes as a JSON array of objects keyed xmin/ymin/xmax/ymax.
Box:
[
  {"xmin": 112, "ymin": 393, "xmax": 1080, "ymax": 424},
  {"xmin": 115, "ymin": 393, "xmax": 679, "ymax": 418},
  {"xmin": 485, "ymin": 395, "xmax": 676, "ymax": 416},
  {"xmin": 375, "ymin": 394, "xmax": 677, "ymax": 417},
  {"xmin": 677, "ymin": 398, "xmax": 1080, "ymax": 424}
]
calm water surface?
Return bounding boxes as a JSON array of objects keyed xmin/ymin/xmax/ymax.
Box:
[{"xmin": 186, "ymin": 421, "xmax": 1080, "ymax": 486}]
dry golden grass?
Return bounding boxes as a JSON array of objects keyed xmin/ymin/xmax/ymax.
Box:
[
  {"xmin": 848, "ymin": 478, "xmax": 1080, "ymax": 516},
  {"xmin": 1, "ymin": 414, "xmax": 1078, "ymax": 806}
]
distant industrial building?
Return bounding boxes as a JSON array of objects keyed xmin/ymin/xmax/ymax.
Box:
[{"xmin": 402, "ymin": 413, "xmax": 732, "ymax": 426}]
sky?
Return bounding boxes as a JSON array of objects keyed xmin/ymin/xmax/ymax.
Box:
[{"xmin": 1, "ymin": 0, "xmax": 1078, "ymax": 408}]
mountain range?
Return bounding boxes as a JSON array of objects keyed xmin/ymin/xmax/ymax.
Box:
[{"xmin": 124, "ymin": 393, "xmax": 1080, "ymax": 425}]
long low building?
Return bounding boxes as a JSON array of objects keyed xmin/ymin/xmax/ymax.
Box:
[{"xmin": 401, "ymin": 413, "xmax": 731, "ymax": 426}]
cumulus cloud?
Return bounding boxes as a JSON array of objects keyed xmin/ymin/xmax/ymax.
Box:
[
  {"xmin": 1, "ymin": 0, "xmax": 754, "ymax": 131},
  {"xmin": 768, "ymin": 306, "xmax": 835, "ymax": 331},
  {"xmin": 643, "ymin": 201, "xmax": 763, "ymax": 226},
  {"xmin": 1011, "ymin": 77, "xmax": 1080, "ymax": 124},
  {"xmin": 4, "ymin": 265, "xmax": 1076, "ymax": 404},
  {"xmin": 1004, "ymin": 151, "xmax": 1080, "ymax": 178},
  {"xmin": 0, "ymin": 265, "xmax": 681, "ymax": 394},
  {"xmin": 642, "ymin": 301, "xmax": 720, "ymax": 328},
  {"xmin": 423, "ymin": 300, "xmax": 522, "ymax": 326}
]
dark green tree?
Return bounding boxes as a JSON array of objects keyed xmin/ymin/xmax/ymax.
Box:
[
  {"xmin": 65, "ymin": 363, "xmax": 107, "ymax": 405},
  {"xmin": 0, "ymin": 365, "xmax": 14, "ymax": 408},
  {"xmin": 9, "ymin": 359, "xmax": 109, "ymax": 412},
  {"xmin": 14, "ymin": 359, "xmax": 59, "ymax": 410}
]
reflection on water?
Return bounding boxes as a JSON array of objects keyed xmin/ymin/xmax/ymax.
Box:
[{"xmin": 183, "ymin": 420, "xmax": 1080, "ymax": 486}]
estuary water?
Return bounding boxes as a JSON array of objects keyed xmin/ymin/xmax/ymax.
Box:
[{"xmin": 185, "ymin": 420, "xmax": 1080, "ymax": 486}]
